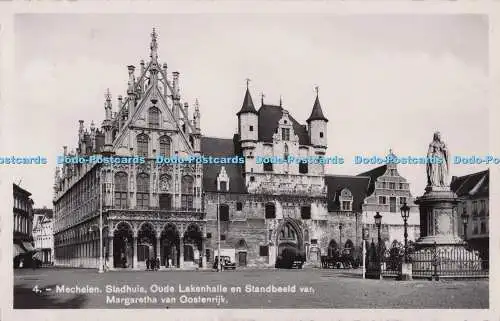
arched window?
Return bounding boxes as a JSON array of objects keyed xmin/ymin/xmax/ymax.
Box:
[
  {"xmin": 136, "ymin": 173, "xmax": 150, "ymax": 209},
  {"xmin": 114, "ymin": 172, "xmax": 128, "ymax": 209},
  {"xmin": 284, "ymin": 144, "xmax": 289, "ymax": 160},
  {"xmin": 159, "ymin": 136, "xmax": 171, "ymax": 157},
  {"xmin": 137, "ymin": 134, "xmax": 149, "ymax": 157},
  {"xmin": 148, "ymin": 107, "xmax": 160, "ymax": 128},
  {"xmin": 181, "ymin": 175, "xmax": 194, "ymax": 210},
  {"xmin": 265, "ymin": 203, "xmax": 276, "ymax": 219}
]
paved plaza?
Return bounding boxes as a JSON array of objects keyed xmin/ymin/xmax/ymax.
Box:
[{"xmin": 14, "ymin": 268, "xmax": 488, "ymax": 309}]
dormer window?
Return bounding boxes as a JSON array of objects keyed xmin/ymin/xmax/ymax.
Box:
[
  {"xmin": 339, "ymin": 188, "xmax": 353, "ymax": 212},
  {"xmin": 217, "ymin": 166, "xmax": 230, "ymax": 192}
]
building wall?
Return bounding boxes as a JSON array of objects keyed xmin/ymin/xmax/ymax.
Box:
[
  {"xmin": 456, "ymin": 196, "xmax": 489, "ymax": 260},
  {"xmin": 362, "ymin": 164, "xmax": 420, "ymax": 245},
  {"xmin": 203, "ymin": 192, "xmax": 360, "ymax": 268},
  {"xmin": 13, "ymin": 185, "xmax": 34, "ymax": 245}
]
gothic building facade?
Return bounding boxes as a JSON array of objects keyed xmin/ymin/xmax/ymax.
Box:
[{"xmin": 53, "ymin": 30, "xmax": 381, "ymax": 270}]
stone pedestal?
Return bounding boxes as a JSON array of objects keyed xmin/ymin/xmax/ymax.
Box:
[
  {"xmin": 398, "ymin": 262, "xmax": 412, "ymax": 281},
  {"xmin": 414, "ymin": 188, "xmax": 462, "ymax": 246},
  {"xmin": 413, "ymin": 187, "xmax": 481, "ymax": 276}
]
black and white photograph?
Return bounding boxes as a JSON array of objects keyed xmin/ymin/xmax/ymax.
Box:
[{"xmin": 2, "ymin": 4, "xmax": 496, "ymax": 317}]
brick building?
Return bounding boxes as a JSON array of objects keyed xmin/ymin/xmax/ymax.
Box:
[
  {"xmin": 13, "ymin": 183, "xmax": 35, "ymax": 268},
  {"xmin": 53, "ymin": 29, "xmax": 371, "ymax": 270},
  {"xmin": 33, "ymin": 207, "xmax": 54, "ymax": 265},
  {"xmin": 451, "ymin": 169, "xmax": 489, "ymax": 263},
  {"xmin": 357, "ymin": 154, "xmax": 420, "ymax": 248}
]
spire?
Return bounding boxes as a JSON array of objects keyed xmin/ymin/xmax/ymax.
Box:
[
  {"xmin": 150, "ymin": 28, "xmax": 158, "ymax": 63},
  {"xmin": 307, "ymin": 86, "xmax": 328, "ymax": 123},
  {"xmin": 237, "ymin": 79, "xmax": 257, "ymax": 115}
]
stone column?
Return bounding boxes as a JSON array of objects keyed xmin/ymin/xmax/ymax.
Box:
[
  {"xmin": 156, "ymin": 232, "xmax": 161, "ymax": 267},
  {"xmin": 108, "ymin": 236, "xmax": 114, "ymax": 269},
  {"xmin": 201, "ymin": 238, "xmax": 206, "ymax": 268},
  {"xmin": 179, "ymin": 238, "xmax": 184, "ymax": 268},
  {"xmin": 133, "ymin": 236, "xmax": 138, "ymax": 270}
]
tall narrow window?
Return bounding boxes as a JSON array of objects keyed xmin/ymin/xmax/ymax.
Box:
[
  {"xmin": 159, "ymin": 136, "xmax": 171, "ymax": 157},
  {"xmin": 137, "ymin": 134, "xmax": 149, "ymax": 157},
  {"xmin": 136, "ymin": 173, "xmax": 150, "ymax": 209},
  {"xmin": 284, "ymin": 144, "xmax": 289, "ymax": 160},
  {"xmin": 114, "ymin": 172, "xmax": 128, "ymax": 209},
  {"xmin": 181, "ymin": 175, "xmax": 194, "ymax": 210},
  {"xmin": 148, "ymin": 107, "xmax": 160, "ymax": 128},
  {"xmin": 281, "ymin": 128, "xmax": 290, "ymax": 141}
]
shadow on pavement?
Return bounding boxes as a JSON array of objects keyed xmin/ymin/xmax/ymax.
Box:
[{"xmin": 14, "ymin": 284, "xmax": 88, "ymax": 309}]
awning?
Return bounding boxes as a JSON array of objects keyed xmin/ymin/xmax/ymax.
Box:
[
  {"xmin": 13, "ymin": 244, "xmax": 25, "ymax": 258},
  {"xmin": 22, "ymin": 242, "xmax": 35, "ymax": 252}
]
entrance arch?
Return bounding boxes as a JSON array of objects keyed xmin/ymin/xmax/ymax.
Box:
[
  {"xmin": 328, "ymin": 240, "xmax": 338, "ymax": 257},
  {"xmin": 183, "ymin": 224, "xmax": 203, "ymax": 267},
  {"xmin": 137, "ymin": 222, "xmax": 156, "ymax": 267},
  {"xmin": 160, "ymin": 223, "xmax": 180, "ymax": 268},
  {"xmin": 275, "ymin": 219, "xmax": 304, "ymax": 266},
  {"xmin": 113, "ymin": 222, "xmax": 134, "ymax": 268}
]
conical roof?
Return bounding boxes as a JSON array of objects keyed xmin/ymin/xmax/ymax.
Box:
[
  {"xmin": 307, "ymin": 95, "xmax": 328, "ymax": 122},
  {"xmin": 237, "ymin": 88, "xmax": 258, "ymax": 115}
]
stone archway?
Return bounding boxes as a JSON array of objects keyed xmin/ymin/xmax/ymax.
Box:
[
  {"xmin": 183, "ymin": 224, "xmax": 203, "ymax": 268},
  {"xmin": 137, "ymin": 222, "xmax": 157, "ymax": 268},
  {"xmin": 328, "ymin": 239, "xmax": 338, "ymax": 257},
  {"xmin": 275, "ymin": 218, "xmax": 304, "ymax": 267},
  {"xmin": 160, "ymin": 223, "xmax": 180, "ymax": 268},
  {"xmin": 113, "ymin": 222, "xmax": 134, "ymax": 268}
]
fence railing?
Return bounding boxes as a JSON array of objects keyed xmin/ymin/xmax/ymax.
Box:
[{"xmin": 379, "ymin": 242, "xmax": 488, "ymax": 279}]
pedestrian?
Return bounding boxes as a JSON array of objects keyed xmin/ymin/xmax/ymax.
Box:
[{"xmin": 146, "ymin": 257, "xmax": 150, "ymax": 271}]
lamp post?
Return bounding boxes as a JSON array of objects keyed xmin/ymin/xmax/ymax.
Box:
[
  {"xmin": 374, "ymin": 212, "xmax": 382, "ymax": 247},
  {"xmin": 400, "ymin": 202, "xmax": 410, "ymax": 263},
  {"xmin": 339, "ymin": 223, "xmax": 343, "ymax": 249},
  {"xmin": 461, "ymin": 212, "xmax": 469, "ymax": 242}
]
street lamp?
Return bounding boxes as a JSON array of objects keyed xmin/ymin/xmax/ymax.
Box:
[
  {"xmin": 339, "ymin": 223, "xmax": 343, "ymax": 249},
  {"xmin": 461, "ymin": 212, "xmax": 469, "ymax": 241},
  {"xmin": 400, "ymin": 202, "xmax": 410, "ymax": 263},
  {"xmin": 374, "ymin": 212, "xmax": 382, "ymax": 245}
]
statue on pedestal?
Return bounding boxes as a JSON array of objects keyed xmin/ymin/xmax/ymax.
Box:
[{"xmin": 426, "ymin": 131, "xmax": 449, "ymax": 188}]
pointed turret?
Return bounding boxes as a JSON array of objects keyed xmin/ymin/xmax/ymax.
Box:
[
  {"xmin": 237, "ymin": 79, "xmax": 258, "ymax": 150},
  {"xmin": 237, "ymin": 81, "xmax": 258, "ymax": 116},
  {"xmin": 150, "ymin": 28, "xmax": 158, "ymax": 64},
  {"xmin": 307, "ymin": 86, "xmax": 328, "ymax": 148},
  {"xmin": 307, "ymin": 87, "xmax": 328, "ymax": 123}
]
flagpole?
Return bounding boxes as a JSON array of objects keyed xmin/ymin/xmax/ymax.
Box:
[{"xmin": 217, "ymin": 192, "xmax": 222, "ymax": 272}]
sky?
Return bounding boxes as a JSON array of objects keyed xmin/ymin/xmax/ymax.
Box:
[{"xmin": 6, "ymin": 13, "xmax": 489, "ymax": 207}]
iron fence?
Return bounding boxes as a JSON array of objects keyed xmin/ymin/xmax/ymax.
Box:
[
  {"xmin": 411, "ymin": 242, "xmax": 488, "ymax": 279},
  {"xmin": 380, "ymin": 241, "xmax": 488, "ymax": 279}
]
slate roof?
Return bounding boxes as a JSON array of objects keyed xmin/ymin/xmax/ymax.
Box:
[
  {"xmin": 357, "ymin": 165, "xmax": 388, "ymax": 196},
  {"xmin": 306, "ymin": 95, "xmax": 328, "ymax": 122},
  {"xmin": 325, "ymin": 175, "xmax": 371, "ymax": 212},
  {"xmin": 200, "ymin": 136, "xmax": 246, "ymax": 193},
  {"xmin": 451, "ymin": 169, "xmax": 489, "ymax": 198},
  {"xmin": 257, "ymin": 104, "xmax": 310, "ymax": 145},
  {"xmin": 236, "ymin": 88, "xmax": 258, "ymax": 115}
]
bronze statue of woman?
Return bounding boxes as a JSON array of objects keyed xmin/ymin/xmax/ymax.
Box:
[{"xmin": 426, "ymin": 131, "xmax": 449, "ymax": 187}]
